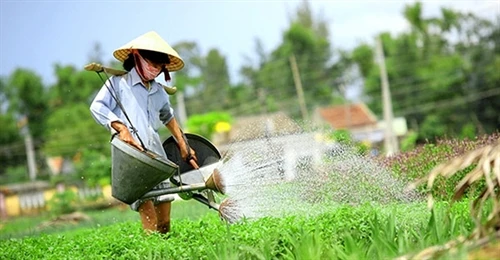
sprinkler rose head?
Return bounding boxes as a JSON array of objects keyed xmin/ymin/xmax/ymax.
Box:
[
  {"xmin": 218, "ymin": 198, "xmax": 241, "ymax": 223},
  {"xmin": 205, "ymin": 168, "xmax": 225, "ymax": 194}
]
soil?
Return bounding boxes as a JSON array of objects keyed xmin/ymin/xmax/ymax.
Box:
[{"xmin": 468, "ymin": 241, "xmax": 500, "ymax": 260}]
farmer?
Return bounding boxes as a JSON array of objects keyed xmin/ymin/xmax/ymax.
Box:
[{"xmin": 90, "ymin": 31, "xmax": 196, "ymax": 234}]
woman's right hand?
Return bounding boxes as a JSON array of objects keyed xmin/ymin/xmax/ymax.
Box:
[{"xmin": 111, "ymin": 121, "xmax": 144, "ymax": 151}]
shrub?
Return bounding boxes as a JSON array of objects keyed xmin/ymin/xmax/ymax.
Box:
[
  {"xmin": 47, "ymin": 189, "xmax": 77, "ymax": 216},
  {"xmin": 380, "ymin": 132, "xmax": 499, "ymax": 200},
  {"xmin": 74, "ymin": 149, "xmax": 111, "ymax": 187},
  {"xmin": 2, "ymin": 165, "xmax": 29, "ymax": 184},
  {"xmin": 327, "ymin": 129, "xmax": 369, "ymax": 156},
  {"xmin": 186, "ymin": 112, "xmax": 232, "ymax": 139}
]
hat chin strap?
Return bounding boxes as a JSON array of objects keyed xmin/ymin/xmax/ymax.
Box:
[{"xmin": 163, "ymin": 67, "xmax": 171, "ymax": 81}]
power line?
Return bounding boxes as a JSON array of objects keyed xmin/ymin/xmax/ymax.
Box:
[{"xmin": 398, "ymin": 87, "xmax": 500, "ymax": 116}]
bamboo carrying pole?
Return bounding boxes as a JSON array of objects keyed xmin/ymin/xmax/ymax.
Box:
[{"xmin": 84, "ymin": 62, "xmax": 178, "ymax": 95}]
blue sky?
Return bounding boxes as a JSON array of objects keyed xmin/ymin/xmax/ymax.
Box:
[{"xmin": 1, "ymin": 0, "xmax": 499, "ymax": 86}]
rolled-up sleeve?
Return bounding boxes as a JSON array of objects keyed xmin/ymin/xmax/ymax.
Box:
[
  {"xmin": 90, "ymin": 78, "xmax": 123, "ymax": 132},
  {"xmin": 159, "ymin": 98, "xmax": 174, "ymax": 125}
]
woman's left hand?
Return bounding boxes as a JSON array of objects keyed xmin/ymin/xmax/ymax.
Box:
[
  {"xmin": 165, "ymin": 118, "xmax": 198, "ymax": 166},
  {"xmin": 180, "ymin": 144, "xmax": 197, "ymax": 165}
]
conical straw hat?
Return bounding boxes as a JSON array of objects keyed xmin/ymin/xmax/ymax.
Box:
[{"xmin": 113, "ymin": 31, "xmax": 184, "ymax": 71}]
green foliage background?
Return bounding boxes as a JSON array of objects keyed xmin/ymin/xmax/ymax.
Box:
[{"xmin": 0, "ymin": 1, "xmax": 499, "ymax": 187}]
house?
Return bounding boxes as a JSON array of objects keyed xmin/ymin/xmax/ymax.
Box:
[
  {"xmin": 314, "ymin": 103, "xmax": 378, "ymax": 132},
  {"xmin": 0, "ymin": 181, "xmax": 50, "ymax": 218},
  {"xmin": 314, "ymin": 103, "xmax": 408, "ymax": 144}
]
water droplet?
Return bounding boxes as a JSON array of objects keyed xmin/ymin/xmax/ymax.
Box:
[{"xmin": 217, "ymin": 125, "xmax": 420, "ymax": 222}]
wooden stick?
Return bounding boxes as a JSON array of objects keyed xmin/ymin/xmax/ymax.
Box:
[{"xmin": 84, "ymin": 62, "xmax": 177, "ymax": 95}]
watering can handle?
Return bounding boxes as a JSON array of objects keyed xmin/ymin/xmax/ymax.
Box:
[{"xmin": 189, "ymin": 159, "xmax": 200, "ymax": 170}]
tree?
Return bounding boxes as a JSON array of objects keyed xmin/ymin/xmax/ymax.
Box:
[
  {"xmin": 0, "ymin": 77, "xmax": 21, "ymax": 150},
  {"xmin": 6, "ymin": 69, "xmax": 47, "ymax": 139},
  {"xmin": 198, "ymin": 48, "xmax": 231, "ymax": 112},
  {"xmin": 172, "ymin": 41, "xmax": 203, "ymax": 93},
  {"xmin": 41, "ymin": 63, "xmax": 111, "ymax": 159},
  {"xmin": 43, "ymin": 103, "xmax": 110, "ymax": 157},
  {"xmin": 170, "ymin": 41, "xmax": 203, "ymax": 116},
  {"xmin": 48, "ymin": 64, "xmax": 102, "ymax": 108},
  {"xmin": 0, "ymin": 78, "xmax": 19, "ymax": 146},
  {"xmin": 458, "ymin": 15, "xmax": 500, "ymax": 134},
  {"xmin": 348, "ymin": 2, "xmax": 499, "ymax": 141},
  {"xmin": 0, "ymin": 70, "xmax": 47, "ymax": 176},
  {"xmin": 239, "ymin": 0, "xmax": 341, "ymax": 119},
  {"xmin": 0, "ymin": 112, "xmax": 23, "ymax": 175},
  {"xmin": 171, "ymin": 41, "xmax": 234, "ymax": 116}
]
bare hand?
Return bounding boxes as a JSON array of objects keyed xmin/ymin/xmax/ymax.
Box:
[
  {"xmin": 164, "ymin": 119, "xmax": 198, "ymax": 166},
  {"xmin": 119, "ymin": 128, "xmax": 144, "ymax": 151},
  {"xmin": 180, "ymin": 144, "xmax": 197, "ymax": 165},
  {"xmin": 111, "ymin": 121, "xmax": 143, "ymax": 151}
]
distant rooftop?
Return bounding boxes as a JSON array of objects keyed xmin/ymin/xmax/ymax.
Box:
[{"xmin": 316, "ymin": 103, "xmax": 377, "ymax": 129}]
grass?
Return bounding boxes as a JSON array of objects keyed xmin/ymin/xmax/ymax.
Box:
[
  {"xmin": 0, "ymin": 199, "xmax": 213, "ymax": 240},
  {"xmin": 0, "ymin": 199, "xmax": 483, "ymax": 259}
]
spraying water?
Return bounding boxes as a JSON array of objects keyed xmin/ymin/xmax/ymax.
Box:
[{"xmin": 216, "ymin": 120, "xmax": 421, "ymax": 223}]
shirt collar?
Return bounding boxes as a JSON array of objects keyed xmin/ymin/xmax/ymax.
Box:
[{"xmin": 129, "ymin": 67, "xmax": 159, "ymax": 94}]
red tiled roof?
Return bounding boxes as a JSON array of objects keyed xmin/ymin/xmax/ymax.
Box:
[{"xmin": 316, "ymin": 103, "xmax": 377, "ymax": 129}]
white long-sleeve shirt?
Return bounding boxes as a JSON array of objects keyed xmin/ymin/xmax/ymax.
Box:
[{"xmin": 90, "ymin": 67, "xmax": 174, "ymax": 157}]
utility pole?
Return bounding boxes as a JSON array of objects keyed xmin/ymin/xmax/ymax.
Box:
[
  {"xmin": 339, "ymin": 81, "xmax": 351, "ymax": 128},
  {"xmin": 289, "ymin": 54, "xmax": 309, "ymax": 122},
  {"xmin": 19, "ymin": 117, "xmax": 37, "ymax": 181},
  {"xmin": 258, "ymin": 88, "xmax": 267, "ymax": 115},
  {"xmin": 376, "ymin": 36, "xmax": 399, "ymax": 156},
  {"xmin": 25, "ymin": 133, "xmax": 37, "ymax": 181}
]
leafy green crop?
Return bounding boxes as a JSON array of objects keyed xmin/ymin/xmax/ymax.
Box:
[
  {"xmin": 3, "ymin": 134, "xmax": 499, "ymax": 259},
  {"xmin": 0, "ymin": 200, "xmax": 479, "ymax": 260}
]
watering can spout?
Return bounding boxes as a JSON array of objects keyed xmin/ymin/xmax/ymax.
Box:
[{"xmin": 205, "ymin": 169, "xmax": 225, "ymax": 194}]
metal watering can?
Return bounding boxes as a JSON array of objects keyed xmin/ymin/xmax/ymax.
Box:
[{"xmin": 110, "ymin": 133, "xmax": 226, "ymax": 211}]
